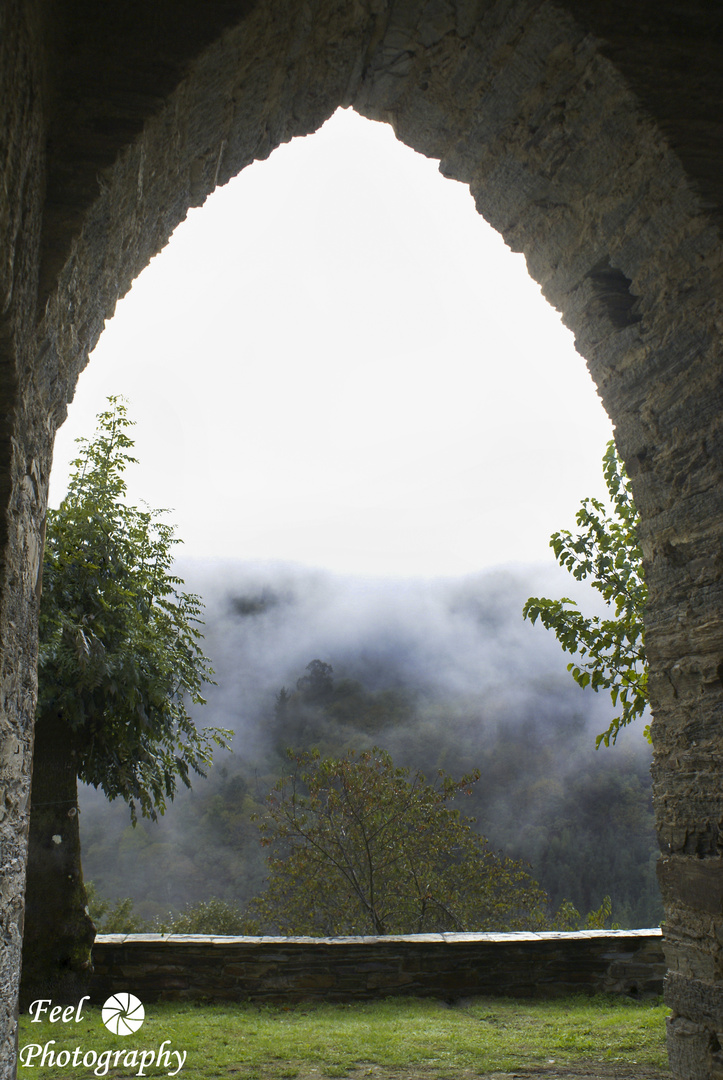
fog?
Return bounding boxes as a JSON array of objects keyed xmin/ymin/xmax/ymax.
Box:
[
  {"xmin": 79, "ymin": 558, "xmax": 660, "ymax": 927},
  {"xmin": 186, "ymin": 558, "xmax": 624, "ymax": 756}
]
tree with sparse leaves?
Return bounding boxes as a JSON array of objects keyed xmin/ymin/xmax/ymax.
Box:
[
  {"xmin": 21, "ymin": 398, "xmax": 229, "ymax": 1005},
  {"xmin": 523, "ymin": 440, "xmax": 648, "ymax": 748},
  {"xmin": 246, "ymin": 747, "xmax": 558, "ymax": 936}
]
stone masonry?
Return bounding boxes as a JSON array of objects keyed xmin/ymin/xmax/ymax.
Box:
[
  {"xmin": 90, "ymin": 930, "xmax": 666, "ymax": 1004},
  {"xmin": 1, "ymin": 2, "xmax": 722, "ymax": 1077}
]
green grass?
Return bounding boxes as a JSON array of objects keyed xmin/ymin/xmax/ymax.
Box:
[{"xmin": 18, "ymin": 994, "xmax": 669, "ymax": 1078}]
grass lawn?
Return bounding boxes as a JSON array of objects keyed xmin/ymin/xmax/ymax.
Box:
[{"xmin": 17, "ymin": 994, "xmax": 669, "ymax": 1079}]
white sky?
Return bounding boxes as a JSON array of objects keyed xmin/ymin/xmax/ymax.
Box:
[{"xmin": 50, "ymin": 107, "xmax": 613, "ymax": 578}]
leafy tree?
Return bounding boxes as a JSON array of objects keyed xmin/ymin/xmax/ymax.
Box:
[
  {"xmin": 523, "ymin": 441, "xmax": 647, "ymax": 747},
  {"xmin": 296, "ymin": 659, "xmax": 334, "ymax": 703},
  {"xmin": 155, "ymin": 897, "xmax": 248, "ymax": 935},
  {"xmin": 21, "ymin": 398, "xmax": 229, "ymax": 1005},
  {"xmin": 246, "ymin": 747, "xmax": 558, "ymax": 936},
  {"xmin": 584, "ymin": 895, "xmax": 619, "ymax": 930},
  {"xmin": 85, "ymin": 887, "xmax": 249, "ymax": 935},
  {"xmin": 85, "ymin": 882, "xmax": 147, "ymax": 934}
]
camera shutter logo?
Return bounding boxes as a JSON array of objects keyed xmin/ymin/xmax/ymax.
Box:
[{"xmin": 101, "ymin": 993, "xmax": 145, "ymax": 1035}]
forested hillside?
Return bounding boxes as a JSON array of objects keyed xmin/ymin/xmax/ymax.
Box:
[{"xmin": 79, "ymin": 563, "xmax": 662, "ymax": 929}]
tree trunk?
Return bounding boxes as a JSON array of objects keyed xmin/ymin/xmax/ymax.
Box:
[{"xmin": 19, "ymin": 711, "xmax": 96, "ymax": 1009}]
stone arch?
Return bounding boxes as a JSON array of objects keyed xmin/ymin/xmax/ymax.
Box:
[{"xmin": 2, "ymin": 1, "xmax": 722, "ymax": 1076}]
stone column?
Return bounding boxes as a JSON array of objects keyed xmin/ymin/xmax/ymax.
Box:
[
  {"xmin": 354, "ymin": 2, "xmax": 723, "ymax": 1076},
  {"xmin": 0, "ymin": 2, "xmax": 51, "ymax": 1076}
]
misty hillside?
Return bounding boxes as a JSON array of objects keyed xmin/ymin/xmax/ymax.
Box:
[{"xmin": 79, "ymin": 561, "xmax": 662, "ymax": 929}]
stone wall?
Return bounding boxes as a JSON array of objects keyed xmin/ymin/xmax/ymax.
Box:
[{"xmin": 90, "ymin": 930, "xmax": 665, "ymax": 1004}]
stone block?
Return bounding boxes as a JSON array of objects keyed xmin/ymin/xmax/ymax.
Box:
[
  {"xmin": 659, "ymin": 857, "xmax": 723, "ymax": 915},
  {"xmin": 666, "ymin": 972, "xmax": 723, "ymax": 1030}
]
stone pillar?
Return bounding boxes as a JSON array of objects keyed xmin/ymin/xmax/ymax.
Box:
[
  {"xmin": 647, "ymin": 458, "xmax": 723, "ymax": 1077},
  {"xmin": 355, "ymin": 3, "xmax": 723, "ymax": 1076},
  {"xmin": 0, "ymin": 2, "xmax": 51, "ymax": 1076}
]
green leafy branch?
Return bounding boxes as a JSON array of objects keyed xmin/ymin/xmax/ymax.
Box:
[{"xmin": 523, "ymin": 441, "xmax": 648, "ymax": 747}]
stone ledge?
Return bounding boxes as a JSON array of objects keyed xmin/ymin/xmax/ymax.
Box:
[{"xmin": 96, "ymin": 928, "xmax": 662, "ymax": 946}]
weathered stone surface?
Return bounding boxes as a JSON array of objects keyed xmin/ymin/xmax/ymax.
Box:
[
  {"xmin": 0, "ymin": 3, "xmax": 55, "ymax": 1077},
  {"xmin": 90, "ymin": 930, "xmax": 666, "ymax": 1004},
  {"xmin": 666, "ymin": 972, "xmax": 723, "ymax": 1032},
  {"xmin": 659, "ymin": 859, "xmax": 723, "ymax": 918},
  {"xmin": 667, "ymin": 1016, "xmax": 721, "ymax": 1080},
  {"xmin": 1, "ymin": 2, "xmax": 723, "ymax": 1077}
]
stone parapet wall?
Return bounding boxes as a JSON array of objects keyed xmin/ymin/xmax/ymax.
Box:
[{"xmin": 91, "ymin": 929, "xmax": 665, "ymax": 1004}]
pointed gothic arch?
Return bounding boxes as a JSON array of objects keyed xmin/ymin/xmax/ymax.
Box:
[{"xmin": 2, "ymin": 2, "xmax": 722, "ymax": 1076}]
